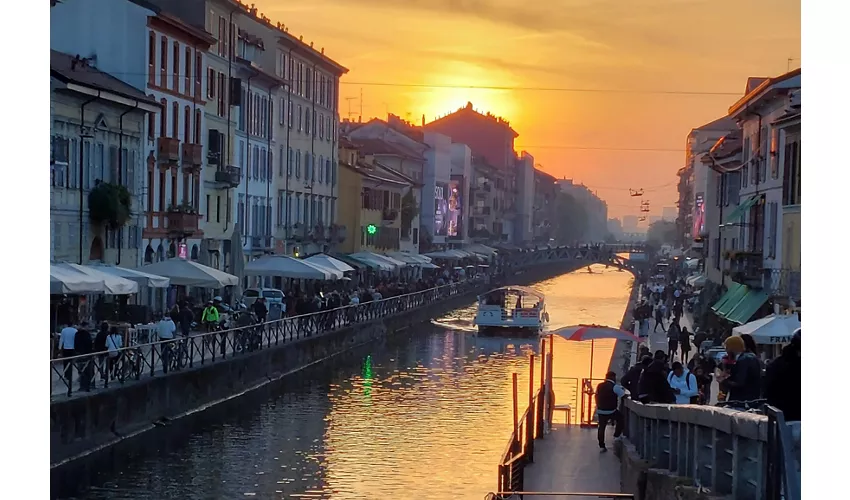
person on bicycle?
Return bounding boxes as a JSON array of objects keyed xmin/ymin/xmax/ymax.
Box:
[
  {"xmin": 156, "ymin": 314, "xmax": 177, "ymax": 374},
  {"xmin": 202, "ymin": 300, "xmax": 220, "ymax": 332}
]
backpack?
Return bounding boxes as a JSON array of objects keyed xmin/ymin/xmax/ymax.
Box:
[{"xmin": 668, "ymin": 371, "xmax": 701, "ymax": 404}]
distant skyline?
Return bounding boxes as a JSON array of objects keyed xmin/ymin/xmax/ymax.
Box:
[{"xmin": 255, "ymin": 0, "xmax": 800, "ymax": 217}]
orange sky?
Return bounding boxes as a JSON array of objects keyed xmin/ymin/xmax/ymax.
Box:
[{"xmin": 256, "ymin": 0, "xmax": 800, "ymax": 220}]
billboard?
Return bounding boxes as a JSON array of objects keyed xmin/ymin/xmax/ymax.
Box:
[
  {"xmin": 434, "ymin": 183, "xmax": 448, "ymax": 236},
  {"xmin": 447, "ymin": 179, "xmax": 463, "ymax": 238},
  {"xmin": 692, "ymin": 193, "xmax": 705, "ymax": 238}
]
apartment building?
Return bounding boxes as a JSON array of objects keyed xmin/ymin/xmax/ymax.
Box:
[
  {"xmin": 51, "ymin": 0, "xmax": 215, "ymax": 266},
  {"xmin": 50, "ymin": 51, "xmax": 160, "ymax": 266}
]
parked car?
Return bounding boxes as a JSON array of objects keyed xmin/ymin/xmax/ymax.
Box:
[{"xmin": 241, "ymin": 288, "xmax": 285, "ymax": 307}]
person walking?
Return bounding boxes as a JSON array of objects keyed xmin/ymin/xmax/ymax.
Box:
[
  {"xmin": 621, "ymin": 356, "xmax": 652, "ymax": 398},
  {"xmin": 58, "ymin": 323, "xmax": 78, "ymax": 385},
  {"xmin": 679, "ymin": 326, "xmax": 692, "ymax": 364},
  {"xmin": 595, "ymin": 371, "xmax": 625, "ymax": 452},
  {"xmin": 763, "ymin": 330, "xmax": 800, "ymax": 421},
  {"xmin": 653, "ymin": 304, "xmax": 666, "ymax": 333},
  {"xmin": 156, "ymin": 315, "xmax": 176, "ymax": 374},
  {"xmin": 105, "ymin": 327, "xmax": 123, "ymax": 378},
  {"xmin": 637, "ymin": 351, "xmax": 675, "ymax": 404},
  {"xmin": 74, "ymin": 324, "xmax": 93, "ymax": 392},
  {"xmin": 666, "ymin": 361, "xmax": 699, "ymax": 404},
  {"xmin": 666, "ymin": 319, "xmax": 681, "ymax": 361}
]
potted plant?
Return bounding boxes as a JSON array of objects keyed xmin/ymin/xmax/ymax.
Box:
[{"xmin": 88, "ymin": 182, "xmax": 132, "ymax": 229}]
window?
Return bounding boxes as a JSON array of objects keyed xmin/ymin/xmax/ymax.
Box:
[
  {"xmin": 172, "ymin": 41, "xmax": 180, "ymax": 90},
  {"xmin": 304, "ymin": 151, "xmax": 311, "ymax": 181},
  {"xmin": 218, "ymin": 16, "xmax": 227, "ymax": 57},
  {"xmin": 171, "ymin": 101, "xmax": 179, "ymax": 139},
  {"xmin": 253, "ymin": 145, "xmax": 260, "ymax": 179},
  {"xmin": 742, "ymin": 164, "xmax": 748, "ymax": 188},
  {"xmin": 288, "ymin": 98, "xmax": 293, "ymax": 128},
  {"xmin": 305, "ymin": 67, "xmax": 312, "ymax": 99},
  {"xmin": 297, "ymin": 104, "xmax": 302, "ymax": 131},
  {"xmin": 782, "ymin": 140, "xmax": 801, "ymax": 205},
  {"xmin": 148, "ymin": 31, "xmax": 156, "ymax": 85},
  {"xmin": 260, "ymin": 147, "xmax": 266, "ymax": 181},
  {"xmin": 195, "ymin": 53, "xmax": 202, "ymax": 97},
  {"xmin": 279, "ymin": 97, "xmax": 285, "ymax": 125},
  {"xmin": 160, "ymin": 35, "xmax": 168, "ymax": 82},
  {"xmin": 183, "ymin": 171, "xmax": 190, "ymax": 204},
  {"xmin": 312, "ymin": 109, "xmax": 317, "ymax": 137},
  {"xmin": 318, "ymin": 155, "xmax": 324, "ymax": 183},
  {"xmin": 158, "ymin": 170, "xmax": 166, "ymax": 211},
  {"xmin": 295, "ymin": 149, "xmax": 301, "ymax": 178},
  {"xmin": 238, "ymin": 196, "xmax": 245, "ymax": 234},
  {"xmin": 147, "ymin": 169, "xmax": 154, "ymax": 211},
  {"xmin": 216, "ymin": 195, "xmax": 221, "ymax": 223},
  {"xmin": 277, "ymin": 191, "xmax": 285, "ymax": 226},
  {"xmin": 207, "ymin": 67, "xmax": 216, "ymax": 99},
  {"xmin": 327, "ymin": 116, "xmax": 332, "ymax": 142},
  {"xmin": 287, "ymin": 147, "xmax": 293, "ymax": 177},
  {"xmin": 326, "ymin": 158, "xmax": 333, "ymax": 185},
  {"xmin": 184, "ymin": 106, "xmax": 191, "ymax": 142},
  {"xmin": 269, "ymin": 99, "xmax": 274, "ymax": 141},
  {"xmin": 206, "ymin": 194, "xmax": 211, "ymax": 222},
  {"xmin": 319, "ymin": 113, "xmax": 324, "ymax": 139},
  {"xmin": 194, "ymin": 109, "xmax": 202, "ymax": 144},
  {"xmin": 160, "ymin": 98, "xmax": 167, "ymax": 137},
  {"xmin": 218, "ymin": 73, "xmax": 227, "ymax": 117},
  {"xmin": 239, "ymin": 88, "xmax": 247, "ymax": 131},
  {"xmin": 268, "ymin": 149, "xmax": 274, "ymax": 179},
  {"xmin": 768, "ymin": 201, "xmax": 778, "ymax": 259}
]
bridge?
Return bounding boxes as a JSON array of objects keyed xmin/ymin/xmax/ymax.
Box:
[{"xmin": 505, "ymin": 243, "xmax": 647, "ymax": 274}]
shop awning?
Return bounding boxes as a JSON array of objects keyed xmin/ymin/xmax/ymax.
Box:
[
  {"xmin": 723, "ymin": 195, "xmax": 761, "ymax": 225},
  {"xmin": 726, "ymin": 289, "xmax": 769, "ymax": 325},
  {"xmin": 711, "ymin": 282, "xmax": 742, "ymax": 312}
]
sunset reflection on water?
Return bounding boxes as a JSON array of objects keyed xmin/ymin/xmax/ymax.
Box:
[{"xmin": 75, "ymin": 265, "xmax": 633, "ymax": 500}]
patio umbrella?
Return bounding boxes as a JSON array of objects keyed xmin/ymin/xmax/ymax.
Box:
[
  {"xmin": 50, "ymin": 263, "xmax": 105, "ymax": 294},
  {"xmin": 138, "ymin": 258, "xmax": 239, "ymax": 288},
  {"xmin": 549, "ymin": 325, "xmax": 641, "ymax": 381},
  {"xmin": 732, "ymin": 314, "xmax": 801, "ymax": 345},
  {"xmin": 51, "ymin": 263, "xmax": 139, "ymax": 295},
  {"xmin": 89, "ymin": 263, "xmax": 170, "ymax": 288},
  {"xmin": 305, "ymin": 253, "xmax": 355, "ymax": 273},
  {"xmin": 244, "ymin": 255, "xmax": 341, "ymax": 280}
]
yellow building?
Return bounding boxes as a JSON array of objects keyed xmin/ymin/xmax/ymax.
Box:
[
  {"xmin": 776, "ymin": 92, "xmax": 800, "ymax": 303},
  {"xmin": 337, "ymin": 138, "xmax": 419, "ymax": 253}
]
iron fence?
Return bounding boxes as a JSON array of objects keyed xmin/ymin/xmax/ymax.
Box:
[
  {"xmin": 497, "ymin": 387, "xmax": 546, "ymax": 494},
  {"xmin": 50, "ymin": 280, "xmax": 476, "ymax": 398}
]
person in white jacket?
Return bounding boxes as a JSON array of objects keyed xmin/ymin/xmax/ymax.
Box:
[{"xmin": 667, "ymin": 361, "xmax": 699, "ymax": 404}]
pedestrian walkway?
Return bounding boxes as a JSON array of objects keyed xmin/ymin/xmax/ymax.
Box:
[{"xmin": 522, "ymin": 424, "xmax": 623, "ymax": 498}]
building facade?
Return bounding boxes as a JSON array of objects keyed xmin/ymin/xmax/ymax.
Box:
[
  {"xmin": 449, "ymin": 143, "xmax": 473, "ymax": 246},
  {"xmin": 555, "ymin": 179, "xmax": 609, "ymax": 243},
  {"xmin": 50, "ymin": 50, "xmax": 160, "ymax": 266},
  {"xmin": 532, "ymin": 169, "xmax": 558, "ymax": 243}
]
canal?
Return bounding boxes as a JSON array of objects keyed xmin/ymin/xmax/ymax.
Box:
[{"xmin": 72, "ymin": 264, "xmax": 634, "ymax": 500}]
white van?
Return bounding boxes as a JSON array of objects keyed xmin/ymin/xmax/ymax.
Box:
[{"xmin": 242, "ymin": 288, "xmax": 285, "ymax": 307}]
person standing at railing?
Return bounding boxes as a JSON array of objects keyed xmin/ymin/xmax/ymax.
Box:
[
  {"xmin": 763, "ymin": 330, "xmax": 800, "ymax": 421},
  {"xmin": 717, "ymin": 336, "xmax": 761, "ymax": 403},
  {"xmin": 595, "ymin": 371, "xmax": 626, "ymax": 452},
  {"xmin": 105, "ymin": 327, "xmax": 123, "ymax": 378},
  {"xmin": 74, "ymin": 324, "xmax": 93, "ymax": 392},
  {"xmin": 156, "ymin": 315, "xmax": 176, "ymax": 374},
  {"xmin": 621, "ymin": 356, "xmax": 652, "ymax": 398}
]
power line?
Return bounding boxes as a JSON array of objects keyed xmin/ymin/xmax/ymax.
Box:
[
  {"xmin": 62, "ymin": 69, "xmax": 741, "ymax": 96},
  {"xmin": 340, "ymin": 81, "xmax": 741, "ymax": 96},
  {"xmin": 517, "ymin": 145, "xmax": 684, "ymax": 152}
]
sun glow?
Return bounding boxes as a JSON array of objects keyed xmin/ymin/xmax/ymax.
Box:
[{"xmin": 410, "ymin": 61, "xmax": 520, "ymax": 125}]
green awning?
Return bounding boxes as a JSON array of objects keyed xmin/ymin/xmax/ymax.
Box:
[
  {"xmin": 726, "ymin": 289, "xmax": 769, "ymax": 325},
  {"xmin": 715, "ymin": 284, "xmax": 751, "ymax": 318},
  {"xmin": 711, "ymin": 282, "xmax": 744, "ymax": 312},
  {"xmin": 723, "ymin": 195, "xmax": 760, "ymax": 225}
]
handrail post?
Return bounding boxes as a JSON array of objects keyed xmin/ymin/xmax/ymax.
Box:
[{"xmin": 527, "ymin": 354, "xmax": 535, "ymax": 461}]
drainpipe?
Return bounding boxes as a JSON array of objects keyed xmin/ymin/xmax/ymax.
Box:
[
  {"xmin": 223, "ymin": 11, "xmax": 234, "ymax": 236},
  {"xmin": 117, "ymin": 101, "xmax": 141, "ymax": 265},
  {"xmin": 751, "ymin": 112, "xmax": 763, "ymax": 254},
  {"xmin": 266, "ymin": 81, "xmax": 279, "ymax": 255},
  {"xmin": 244, "ymin": 74, "xmax": 255, "ymax": 247},
  {"xmin": 79, "ymin": 94, "xmax": 99, "ymax": 264},
  {"xmin": 284, "ymin": 80, "xmax": 292, "ymax": 242}
]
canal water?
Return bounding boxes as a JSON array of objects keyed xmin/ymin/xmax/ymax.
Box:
[{"xmin": 73, "ymin": 265, "xmax": 633, "ymax": 500}]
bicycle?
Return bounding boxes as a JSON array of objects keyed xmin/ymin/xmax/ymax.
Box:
[{"xmin": 170, "ymin": 338, "xmax": 190, "ymax": 371}]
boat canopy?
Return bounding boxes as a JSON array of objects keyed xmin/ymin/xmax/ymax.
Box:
[{"xmin": 480, "ymin": 286, "xmax": 545, "ymax": 301}]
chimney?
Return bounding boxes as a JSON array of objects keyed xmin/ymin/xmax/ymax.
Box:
[{"xmin": 421, "ymin": 114, "xmax": 425, "ymax": 127}]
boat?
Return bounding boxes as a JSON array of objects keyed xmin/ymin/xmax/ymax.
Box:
[{"xmin": 473, "ymin": 286, "xmax": 549, "ymax": 337}]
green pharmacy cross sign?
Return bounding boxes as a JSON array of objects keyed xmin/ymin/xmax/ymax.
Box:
[{"xmin": 366, "ymin": 224, "xmax": 377, "ymax": 235}]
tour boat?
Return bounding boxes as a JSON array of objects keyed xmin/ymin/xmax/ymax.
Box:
[{"xmin": 473, "ymin": 286, "xmax": 549, "ymax": 337}]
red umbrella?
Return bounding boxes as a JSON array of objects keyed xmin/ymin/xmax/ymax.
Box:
[{"xmin": 548, "ymin": 324, "xmax": 641, "ymax": 381}]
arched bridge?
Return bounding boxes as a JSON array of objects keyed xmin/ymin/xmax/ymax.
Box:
[{"xmin": 507, "ymin": 244, "xmax": 647, "ymax": 274}]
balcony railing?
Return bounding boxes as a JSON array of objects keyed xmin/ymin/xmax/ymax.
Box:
[
  {"xmin": 181, "ymin": 143, "xmax": 203, "ymax": 168},
  {"xmin": 382, "ymin": 208, "xmax": 399, "ymax": 221},
  {"xmin": 764, "ymin": 268, "xmax": 801, "ymax": 302},
  {"xmin": 725, "ymin": 250, "xmax": 763, "ymax": 287},
  {"xmin": 214, "ymin": 166, "xmax": 241, "ymax": 188},
  {"xmin": 250, "ymin": 235, "xmax": 273, "ymax": 250},
  {"xmin": 157, "ymin": 137, "xmax": 180, "ymax": 164},
  {"xmin": 165, "ymin": 207, "xmax": 200, "ymax": 236},
  {"xmin": 330, "ymin": 224, "xmax": 347, "ymax": 243}
]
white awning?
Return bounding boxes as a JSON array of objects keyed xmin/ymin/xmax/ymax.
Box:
[
  {"xmin": 348, "ymin": 252, "xmax": 395, "ymax": 271},
  {"xmin": 51, "ymin": 263, "xmax": 139, "ymax": 295},
  {"xmin": 244, "ymin": 255, "xmax": 342, "ymax": 280},
  {"xmin": 138, "ymin": 258, "xmax": 239, "ymax": 287},
  {"xmin": 732, "ymin": 314, "xmax": 801, "ymax": 345},
  {"xmin": 305, "ymin": 253, "xmax": 355, "ymax": 273},
  {"xmin": 89, "ymin": 263, "xmax": 170, "ymax": 288}
]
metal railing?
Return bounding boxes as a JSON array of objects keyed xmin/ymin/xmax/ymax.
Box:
[
  {"xmin": 486, "ymin": 493, "xmax": 634, "ymax": 499},
  {"xmin": 50, "ymin": 280, "xmax": 478, "ymax": 398},
  {"xmin": 497, "ymin": 386, "xmax": 546, "ymax": 494},
  {"xmin": 620, "ymin": 398, "xmax": 801, "ymax": 500}
]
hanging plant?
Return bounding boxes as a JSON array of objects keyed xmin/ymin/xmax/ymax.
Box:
[
  {"xmin": 401, "ymin": 190, "xmax": 419, "ymax": 231},
  {"xmin": 88, "ymin": 182, "xmax": 132, "ymax": 229}
]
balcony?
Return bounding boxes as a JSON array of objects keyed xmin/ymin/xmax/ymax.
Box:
[
  {"xmin": 725, "ymin": 250, "xmax": 763, "ymax": 287},
  {"xmin": 309, "ymin": 224, "xmax": 326, "ymax": 242},
  {"xmin": 250, "ymin": 236, "xmax": 273, "ymax": 251},
  {"xmin": 166, "ymin": 205, "xmax": 200, "ymax": 236},
  {"xmin": 157, "ymin": 137, "xmax": 180, "ymax": 164},
  {"xmin": 382, "ymin": 208, "xmax": 399, "ymax": 222},
  {"xmin": 214, "ymin": 166, "xmax": 241, "ymax": 188},
  {"xmin": 290, "ymin": 223, "xmax": 306, "ymax": 242},
  {"xmin": 181, "ymin": 143, "xmax": 203, "ymax": 168},
  {"xmin": 330, "ymin": 224, "xmax": 347, "ymax": 243},
  {"xmin": 764, "ymin": 268, "xmax": 801, "ymax": 302}
]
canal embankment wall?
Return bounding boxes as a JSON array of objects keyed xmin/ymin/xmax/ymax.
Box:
[
  {"xmin": 51, "ymin": 259, "xmax": 589, "ymax": 485},
  {"xmin": 607, "ymin": 274, "xmax": 640, "ymax": 380}
]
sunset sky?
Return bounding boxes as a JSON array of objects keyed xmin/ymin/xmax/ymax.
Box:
[{"xmin": 256, "ymin": 0, "xmax": 800, "ymax": 220}]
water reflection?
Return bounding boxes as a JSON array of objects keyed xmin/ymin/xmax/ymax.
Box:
[{"xmin": 73, "ymin": 265, "xmax": 632, "ymax": 500}]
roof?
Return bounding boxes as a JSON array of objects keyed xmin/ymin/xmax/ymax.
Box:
[
  {"xmin": 692, "ymin": 115, "xmax": 736, "ymax": 134},
  {"xmin": 353, "ymin": 138, "xmax": 425, "ymax": 161},
  {"xmin": 51, "ymin": 50, "xmax": 160, "ymax": 108},
  {"xmin": 483, "ymin": 286, "xmax": 545, "ymax": 300},
  {"xmin": 728, "ymin": 68, "xmax": 802, "ymax": 117},
  {"xmin": 338, "ymin": 136, "xmax": 358, "ymax": 149},
  {"xmin": 233, "ymin": 57, "xmax": 283, "ymax": 87},
  {"xmin": 341, "ymin": 161, "xmax": 409, "ymax": 188},
  {"xmin": 373, "ymin": 160, "xmax": 422, "ymax": 187},
  {"xmin": 426, "ymin": 102, "xmax": 519, "ymax": 138},
  {"xmin": 708, "ymin": 130, "xmax": 742, "ymax": 159}
]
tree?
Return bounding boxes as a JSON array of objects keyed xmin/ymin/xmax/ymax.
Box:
[
  {"xmin": 646, "ymin": 220, "xmax": 678, "ymax": 246},
  {"xmin": 553, "ymin": 192, "xmax": 588, "ymax": 244}
]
